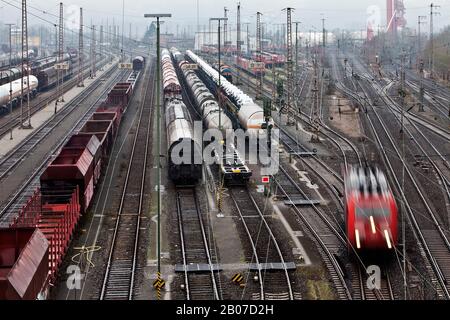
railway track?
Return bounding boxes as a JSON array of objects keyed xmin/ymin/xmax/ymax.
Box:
[
  {"xmin": 0, "ymin": 67, "xmax": 127, "ymax": 225},
  {"xmin": 202, "ymin": 52, "xmax": 404, "ymax": 300},
  {"xmin": 352, "ymin": 265, "xmax": 395, "ymax": 300},
  {"xmin": 338, "ymin": 60, "xmax": 450, "ymax": 299},
  {"xmin": 99, "ymin": 62, "xmax": 154, "ymax": 300},
  {"xmin": 0, "ymin": 60, "xmax": 116, "ymax": 181},
  {"xmin": 232, "ymin": 59, "xmax": 363, "ymax": 176},
  {"xmin": 276, "ymin": 165, "xmax": 397, "ymax": 300},
  {"xmin": 272, "ymin": 166, "xmax": 351, "ymax": 300},
  {"xmin": 405, "ymin": 79, "xmax": 449, "ymax": 119},
  {"xmin": 350, "ymin": 56, "xmax": 450, "ymax": 141},
  {"xmin": 229, "ymin": 186, "xmax": 296, "ymax": 300},
  {"xmin": 176, "ymin": 187, "xmax": 221, "ymax": 300},
  {"xmin": 0, "ymin": 56, "xmax": 110, "ymax": 139},
  {"xmin": 233, "ymin": 60, "xmax": 400, "ymax": 300},
  {"xmin": 228, "ymin": 63, "xmax": 369, "ymax": 300}
]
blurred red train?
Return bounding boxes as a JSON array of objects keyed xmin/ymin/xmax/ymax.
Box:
[{"xmin": 345, "ymin": 166, "xmax": 398, "ymax": 251}]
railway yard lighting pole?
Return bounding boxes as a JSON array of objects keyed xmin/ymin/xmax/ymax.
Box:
[
  {"xmin": 6, "ymin": 23, "xmax": 14, "ymax": 140},
  {"xmin": 144, "ymin": 12, "xmax": 172, "ymax": 299},
  {"xmin": 210, "ymin": 17, "xmax": 228, "ymax": 215}
]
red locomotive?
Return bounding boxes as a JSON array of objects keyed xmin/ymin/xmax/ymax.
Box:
[
  {"xmin": 261, "ymin": 52, "xmax": 286, "ymax": 67},
  {"xmin": 234, "ymin": 56, "xmax": 265, "ymax": 77},
  {"xmin": 345, "ymin": 166, "xmax": 398, "ymax": 251}
]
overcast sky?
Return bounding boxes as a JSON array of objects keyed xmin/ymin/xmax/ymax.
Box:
[{"xmin": 1, "ymin": 0, "xmax": 448, "ymax": 35}]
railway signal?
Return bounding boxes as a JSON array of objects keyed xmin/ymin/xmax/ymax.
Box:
[{"xmin": 262, "ymin": 176, "xmax": 271, "ymax": 196}]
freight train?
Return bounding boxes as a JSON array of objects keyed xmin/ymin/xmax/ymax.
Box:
[
  {"xmin": 345, "ymin": 166, "xmax": 398, "ymax": 251},
  {"xmin": 187, "ymin": 50, "xmax": 271, "ymax": 139},
  {"xmin": 0, "ymin": 55, "xmax": 68, "ymax": 87},
  {"xmin": 0, "ymin": 76, "xmax": 39, "ymax": 115},
  {"xmin": 261, "ymin": 52, "xmax": 286, "ymax": 67},
  {"xmin": 171, "ymin": 47, "xmax": 251, "ymax": 185},
  {"xmin": 162, "ymin": 49, "xmax": 181, "ymax": 98},
  {"xmin": 0, "ymin": 67, "xmax": 143, "ymax": 300},
  {"xmin": 0, "ymin": 67, "xmax": 24, "ymax": 86},
  {"xmin": 162, "ymin": 48, "xmax": 202, "ymax": 184},
  {"xmin": 40, "ymin": 77, "xmax": 136, "ymax": 213},
  {"xmin": 0, "ymin": 53, "xmax": 106, "ymax": 117},
  {"xmin": 36, "ymin": 54, "xmax": 75, "ymax": 91}
]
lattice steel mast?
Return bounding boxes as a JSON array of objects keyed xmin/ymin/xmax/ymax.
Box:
[
  {"xmin": 236, "ymin": 2, "xmax": 241, "ymax": 85},
  {"xmin": 284, "ymin": 7, "xmax": 294, "ymax": 125},
  {"xmin": 78, "ymin": 7, "xmax": 84, "ymax": 87},
  {"xmin": 256, "ymin": 12, "xmax": 263, "ymax": 100},
  {"xmin": 20, "ymin": 0, "xmax": 32, "ymax": 128}
]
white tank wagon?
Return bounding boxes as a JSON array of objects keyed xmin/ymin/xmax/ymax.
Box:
[
  {"xmin": 179, "ymin": 60, "xmax": 233, "ymax": 135},
  {"xmin": 172, "ymin": 48, "xmax": 251, "ymax": 185},
  {"xmin": 0, "ymin": 75, "xmax": 38, "ymax": 108},
  {"xmin": 186, "ymin": 50, "xmax": 272, "ymax": 135}
]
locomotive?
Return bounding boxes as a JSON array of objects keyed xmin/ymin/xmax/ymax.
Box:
[{"xmin": 345, "ymin": 166, "xmax": 398, "ymax": 251}]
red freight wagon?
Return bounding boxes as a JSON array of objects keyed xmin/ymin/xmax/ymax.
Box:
[
  {"xmin": 66, "ymin": 135, "xmax": 102, "ymax": 185},
  {"xmin": 79, "ymin": 120, "xmax": 115, "ymax": 158},
  {"xmin": 40, "ymin": 145, "xmax": 95, "ymax": 214},
  {"xmin": 11, "ymin": 188, "xmax": 81, "ymax": 291},
  {"xmin": 90, "ymin": 111, "xmax": 120, "ymax": 136},
  {"xmin": 107, "ymin": 82, "xmax": 132, "ymax": 108},
  {"xmin": 0, "ymin": 228, "xmax": 49, "ymax": 300}
]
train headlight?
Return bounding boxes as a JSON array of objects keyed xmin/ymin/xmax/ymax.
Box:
[
  {"xmin": 384, "ymin": 230, "xmax": 392, "ymax": 249},
  {"xmin": 355, "ymin": 229, "xmax": 361, "ymax": 249},
  {"xmin": 370, "ymin": 216, "xmax": 376, "ymax": 234}
]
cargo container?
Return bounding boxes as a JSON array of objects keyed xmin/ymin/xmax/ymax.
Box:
[
  {"xmin": 66, "ymin": 135, "xmax": 102, "ymax": 185},
  {"xmin": 79, "ymin": 120, "xmax": 115, "ymax": 157},
  {"xmin": 11, "ymin": 187, "xmax": 81, "ymax": 288},
  {"xmin": 40, "ymin": 144, "xmax": 95, "ymax": 213},
  {"xmin": 107, "ymin": 82, "xmax": 132, "ymax": 107}
]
